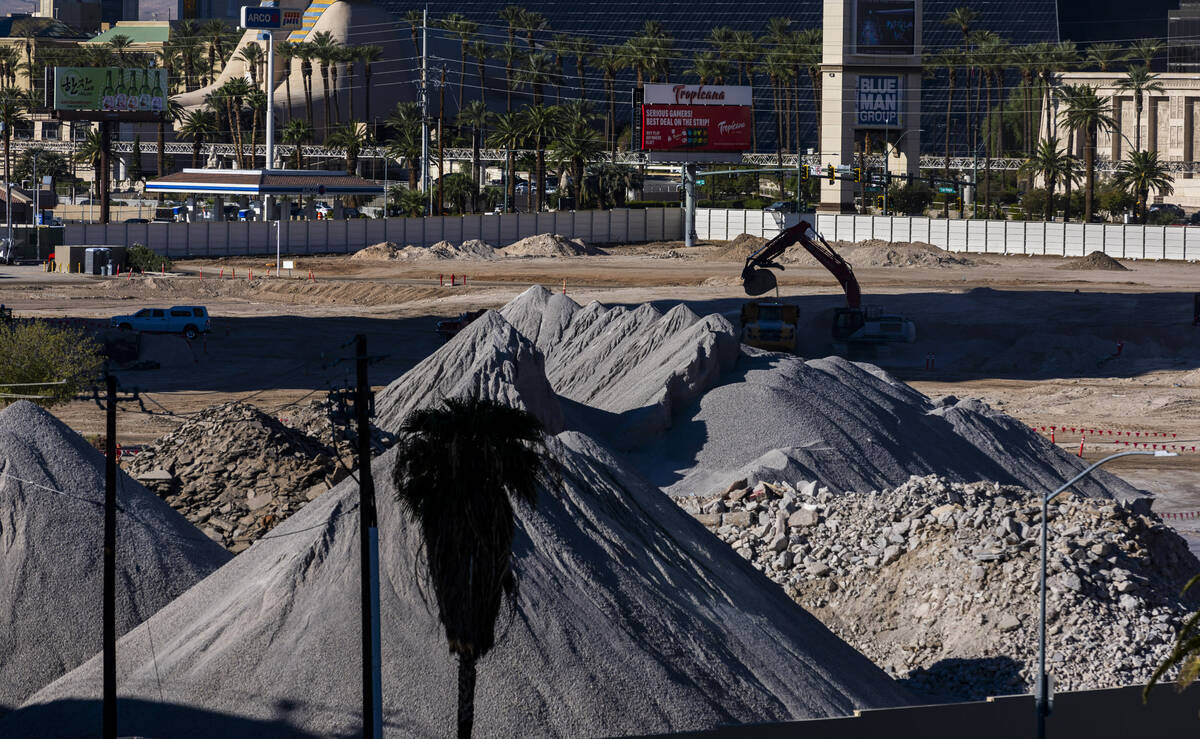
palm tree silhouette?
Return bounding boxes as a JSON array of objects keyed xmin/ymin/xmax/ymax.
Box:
[
  {"xmin": 1060, "ymin": 84, "xmax": 1117, "ymax": 222},
  {"xmin": 1114, "ymin": 150, "xmax": 1174, "ymax": 223},
  {"xmin": 391, "ymin": 395, "xmax": 547, "ymax": 739},
  {"xmin": 281, "ymin": 118, "xmax": 313, "ymax": 169},
  {"xmin": 458, "ymin": 100, "xmax": 491, "ymax": 211},
  {"xmin": 1020, "ymin": 136, "xmax": 1078, "ymax": 221},
  {"xmin": 1115, "ymin": 66, "xmax": 1164, "ymax": 154},
  {"xmin": 486, "ymin": 111, "xmax": 524, "ymax": 212},
  {"xmin": 519, "ymin": 103, "xmax": 560, "ymax": 212},
  {"xmin": 178, "ymin": 108, "xmax": 217, "ymax": 168}
]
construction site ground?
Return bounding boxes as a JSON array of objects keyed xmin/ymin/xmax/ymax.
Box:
[{"xmin": 3, "ymin": 242, "xmax": 1199, "ymax": 552}]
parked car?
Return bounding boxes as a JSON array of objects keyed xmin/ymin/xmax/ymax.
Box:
[
  {"xmin": 123, "ymin": 217, "xmax": 150, "ymax": 224},
  {"xmin": 1149, "ymin": 203, "xmax": 1186, "ymax": 218},
  {"xmin": 111, "ymin": 305, "xmax": 211, "ymax": 340},
  {"xmin": 764, "ymin": 201, "xmax": 799, "ymax": 213}
]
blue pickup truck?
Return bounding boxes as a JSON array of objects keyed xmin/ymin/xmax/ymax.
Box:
[{"xmin": 111, "ymin": 305, "xmax": 211, "ymax": 340}]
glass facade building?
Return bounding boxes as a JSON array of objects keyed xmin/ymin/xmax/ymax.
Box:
[{"xmin": 372, "ymin": 0, "xmax": 1060, "ymax": 154}]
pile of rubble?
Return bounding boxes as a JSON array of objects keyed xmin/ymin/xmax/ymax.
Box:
[
  {"xmin": 678, "ymin": 474, "xmax": 1200, "ymax": 700},
  {"xmin": 127, "ymin": 401, "xmax": 343, "ymax": 551}
]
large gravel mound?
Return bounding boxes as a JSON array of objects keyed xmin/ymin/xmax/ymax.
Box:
[
  {"xmin": 0, "ymin": 401, "xmax": 230, "ymax": 713},
  {"xmin": 7, "ymin": 396, "xmax": 913, "ymax": 735},
  {"xmin": 1055, "ymin": 250, "xmax": 1129, "ymax": 271},
  {"xmin": 502, "ymin": 233, "xmax": 604, "ymax": 257},
  {"xmin": 373, "ymin": 309, "xmax": 565, "ymax": 434},
  {"xmin": 628, "ymin": 353, "xmax": 1141, "ymax": 500},
  {"xmin": 784, "ymin": 240, "xmax": 976, "ymax": 268},
  {"xmin": 500, "ymin": 286, "xmax": 739, "ymax": 444}
]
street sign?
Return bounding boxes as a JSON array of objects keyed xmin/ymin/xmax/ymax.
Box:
[
  {"xmin": 937, "ymin": 186, "xmax": 957, "ymax": 194},
  {"xmin": 241, "ymin": 5, "xmax": 282, "ymax": 29},
  {"xmin": 696, "ymin": 179, "xmax": 705, "ymax": 185}
]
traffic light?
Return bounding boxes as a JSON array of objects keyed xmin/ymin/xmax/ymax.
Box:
[
  {"xmin": 875, "ymin": 195, "xmax": 885, "ymax": 209},
  {"xmin": 956, "ymin": 195, "xmax": 963, "ymax": 212},
  {"xmin": 800, "ymin": 164, "xmax": 810, "ymax": 182},
  {"xmin": 927, "ymin": 174, "xmax": 936, "ymax": 189},
  {"xmin": 853, "ymin": 167, "xmax": 862, "ymax": 183},
  {"xmin": 827, "ymin": 164, "xmax": 835, "ymax": 184}
]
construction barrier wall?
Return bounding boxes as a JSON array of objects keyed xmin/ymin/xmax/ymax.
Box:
[
  {"xmin": 810, "ymin": 213, "xmax": 1200, "ymax": 260},
  {"xmin": 691, "ymin": 209, "xmax": 1200, "ymax": 261},
  {"xmin": 62, "ymin": 208, "xmax": 685, "ymax": 258},
  {"xmin": 658, "ymin": 683, "xmax": 1200, "ymax": 739}
]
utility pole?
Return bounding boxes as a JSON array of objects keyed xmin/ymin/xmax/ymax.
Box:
[
  {"xmin": 355, "ymin": 335, "xmax": 383, "ymax": 739},
  {"xmin": 2, "ymin": 121, "xmax": 10, "ymax": 255},
  {"xmin": 420, "ymin": 8, "xmax": 430, "ymax": 216},
  {"xmin": 103, "ymin": 374, "xmax": 117, "ymax": 739}
]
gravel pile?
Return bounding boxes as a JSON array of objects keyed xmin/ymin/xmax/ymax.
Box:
[
  {"xmin": 1056, "ymin": 250, "xmax": 1130, "ymax": 271},
  {"xmin": 502, "ymin": 233, "xmax": 603, "ymax": 257},
  {"xmin": 348, "ymin": 241, "xmax": 400, "ymax": 260},
  {"xmin": 627, "ymin": 352, "xmax": 1140, "ymax": 501},
  {"xmin": 784, "ymin": 240, "xmax": 976, "ymax": 268},
  {"xmin": 0, "ymin": 401, "xmax": 229, "ymax": 713},
  {"xmin": 7, "ymin": 330, "xmax": 913, "ymax": 736},
  {"xmin": 499, "ymin": 286, "xmax": 738, "ymax": 444},
  {"xmin": 126, "ymin": 401, "xmax": 340, "ymax": 552},
  {"xmin": 678, "ymin": 473, "xmax": 1200, "ymax": 701}
]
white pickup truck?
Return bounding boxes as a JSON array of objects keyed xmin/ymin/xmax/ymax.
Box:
[{"xmin": 111, "ymin": 305, "xmax": 211, "ymax": 340}]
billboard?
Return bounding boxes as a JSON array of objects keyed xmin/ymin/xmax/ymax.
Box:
[
  {"xmin": 639, "ymin": 84, "xmax": 753, "ymax": 153},
  {"xmin": 856, "ymin": 75, "xmax": 902, "ymax": 127},
  {"xmin": 54, "ymin": 67, "xmax": 167, "ymax": 114},
  {"xmin": 855, "ymin": 0, "xmax": 915, "ymax": 55}
]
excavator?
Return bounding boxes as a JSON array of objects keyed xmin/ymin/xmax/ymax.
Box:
[{"xmin": 739, "ymin": 219, "xmax": 916, "ymax": 350}]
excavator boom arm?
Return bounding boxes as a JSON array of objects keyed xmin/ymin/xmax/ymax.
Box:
[{"xmin": 741, "ymin": 220, "xmax": 861, "ymax": 308}]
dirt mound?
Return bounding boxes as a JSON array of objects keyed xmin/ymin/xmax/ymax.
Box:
[
  {"xmin": 1057, "ymin": 251, "xmax": 1130, "ymax": 271},
  {"xmin": 427, "ymin": 238, "xmax": 498, "ymax": 260},
  {"xmin": 712, "ymin": 233, "xmax": 768, "ymax": 261},
  {"xmin": 94, "ymin": 276, "xmax": 452, "ymax": 308},
  {"xmin": 126, "ymin": 401, "xmax": 339, "ymax": 552},
  {"xmin": 501, "ymin": 233, "xmax": 603, "ymax": 257},
  {"xmin": 784, "ymin": 240, "xmax": 976, "ymax": 268},
  {"xmin": 681, "ymin": 473, "xmax": 1199, "ymax": 700},
  {"xmin": 349, "ymin": 241, "xmax": 399, "ymax": 261}
]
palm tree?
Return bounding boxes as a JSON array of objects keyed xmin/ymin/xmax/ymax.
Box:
[
  {"xmin": 1145, "ymin": 575, "xmax": 1200, "ymax": 699},
  {"xmin": 235, "ymin": 43, "xmax": 265, "ymax": 88},
  {"xmin": 404, "ymin": 9, "xmax": 424, "ymax": 59},
  {"xmin": 74, "ymin": 127, "xmax": 105, "ymax": 214},
  {"xmin": 391, "ymin": 395, "xmax": 546, "ymax": 739},
  {"xmin": 218, "ymin": 78, "xmax": 253, "ymax": 168},
  {"xmin": 281, "ymin": 118, "xmax": 313, "ymax": 169},
  {"xmin": 326, "ymin": 121, "xmax": 367, "ymax": 174},
  {"xmin": 976, "ymin": 35, "xmax": 1010, "ymax": 214},
  {"xmin": 394, "ymin": 185, "xmax": 425, "ymax": 216},
  {"xmin": 518, "ymin": 9, "xmax": 548, "ymax": 51},
  {"xmin": 201, "ymin": 20, "xmax": 229, "ymax": 84},
  {"xmin": 155, "ymin": 98, "xmax": 182, "ymax": 191},
  {"xmin": 931, "ymin": 48, "xmax": 964, "ymax": 211},
  {"xmin": 329, "ymin": 45, "xmax": 353, "ymax": 126},
  {"xmin": 310, "ymin": 31, "xmax": 338, "ymax": 138},
  {"xmin": 496, "ymin": 42, "xmax": 524, "ymax": 113},
  {"xmin": 441, "ymin": 13, "xmax": 478, "ymax": 109},
  {"xmin": 246, "ymin": 89, "xmax": 267, "ymax": 168},
  {"xmin": 518, "ymin": 104, "xmax": 559, "ymax": 212},
  {"xmin": 458, "ymin": 100, "xmax": 491, "ymax": 211},
  {"xmin": 386, "ymin": 102, "xmax": 424, "ymax": 189},
  {"xmin": 685, "ymin": 52, "xmax": 727, "ymax": 85},
  {"xmin": 178, "ymin": 108, "xmax": 218, "ymax": 168},
  {"xmin": 1114, "ymin": 150, "xmax": 1174, "ymax": 223},
  {"xmin": 1013, "ymin": 44, "xmax": 1042, "ymax": 156},
  {"xmin": 593, "ymin": 45, "xmax": 623, "ymax": 155},
  {"xmin": 296, "ymin": 43, "xmax": 315, "ymax": 123},
  {"xmin": 620, "ymin": 37, "xmax": 656, "ymax": 90},
  {"xmin": 276, "ymin": 41, "xmax": 296, "ymax": 121},
  {"xmin": 486, "ymin": 111, "xmax": 523, "ymax": 212},
  {"xmin": 793, "ymin": 28, "xmax": 822, "ymax": 143},
  {"xmin": 547, "ymin": 34, "xmax": 574, "ymax": 104},
  {"xmin": 518, "ymin": 52, "xmax": 554, "ymax": 106},
  {"xmin": 1020, "ymin": 137, "xmax": 1077, "ymax": 221},
  {"xmin": 567, "ymin": 37, "xmax": 593, "ymax": 98},
  {"xmin": 0, "ymin": 89, "xmax": 24, "ymax": 226},
  {"xmin": 1115, "ymin": 66, "xmax": 1164, "ymax": 153},
  {"xmin": 1127, "ymin": 39, "xmax": 1163, "ymax": 70},
  {"xmin": 1086, "ymin": 42, "xmax": 1126, "ymax": 72},
  {"xmin": 1060, "ymin": 85, "xmax": 1117, "ymax": 222},
  {"xmin": 551, "ymin": 116, "xmax": 602, "ymax": 209},
  {"xmin": 360, "ymin": 45, "xmax": 384, "ymax": 122}
]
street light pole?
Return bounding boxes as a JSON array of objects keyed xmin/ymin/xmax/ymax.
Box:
[{"xmin": 1036, "ymin": 449, "xmax": 1176, "ymax": 739}]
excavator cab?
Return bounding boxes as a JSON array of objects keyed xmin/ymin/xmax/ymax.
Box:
[{"xmin": 832, "ymin": 308, "xmax": 866, "ymax": 341}]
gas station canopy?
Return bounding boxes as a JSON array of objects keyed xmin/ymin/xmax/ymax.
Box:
[{"xmin": 145, "ymin": 168, "xmax": 384, "ymax": 197}]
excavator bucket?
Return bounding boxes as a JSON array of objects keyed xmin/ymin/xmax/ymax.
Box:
[{"xmin": 743, "ymin": 268, "xmax": 777, "ymax": 296}]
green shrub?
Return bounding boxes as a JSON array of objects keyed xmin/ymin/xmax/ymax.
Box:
[
  {"xmin": 127, "ymin": 242, "xmax": 172, "ymax": 273},
  {"xmin": 0, "ymin": 320, "xmax": 104, "ymax": 407},
  {"xmin": 886, "ymin": 183, "xmax": 933, "ymax": 215}
]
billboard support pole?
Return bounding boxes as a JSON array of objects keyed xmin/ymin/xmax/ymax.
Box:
[
  {"xmin": 99, "ymin": 120, "xmax": 110, "ymax": 224},
  {"xmin": 264, "ymin": 28, "xmax": 274, "ymax": 224},
  {"xmin": 683, "ymin": 163, "xmax": 696, "ymax": 247}
]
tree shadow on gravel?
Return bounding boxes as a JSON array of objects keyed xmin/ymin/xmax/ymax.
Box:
[{"xmin": 899, "ymin": 656, "xmax": 1028, "ymax": 703}]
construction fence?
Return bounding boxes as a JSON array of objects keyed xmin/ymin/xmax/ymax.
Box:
[
  {"xmin": 690, "ymin": 208, "xmax": 1200, "ymax": 261},
  {"xmin": 812, "ymin": 213, "xmax": 1200, "ymax": 260},
  {"xmin": 62, "ymin": 208, "xmax": 685, "ymax": 258}
]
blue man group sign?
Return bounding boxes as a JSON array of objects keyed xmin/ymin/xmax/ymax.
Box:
[{"xmin": 856, "ymin": 75, "xmax": 901, "ymax": 127}]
